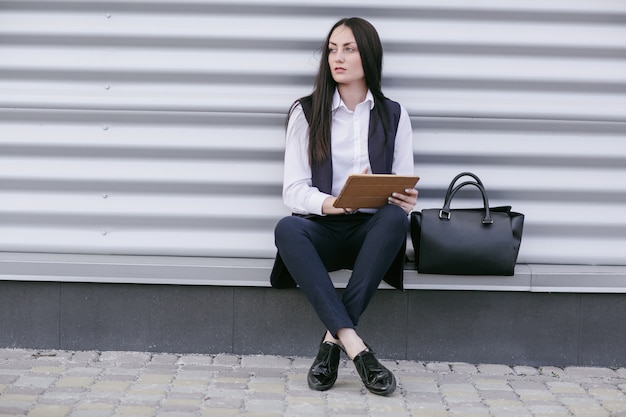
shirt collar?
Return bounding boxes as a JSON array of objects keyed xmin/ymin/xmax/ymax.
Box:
[{"xmin": 332, "ymin": 89, "xmax": 375, "ymax": 112}]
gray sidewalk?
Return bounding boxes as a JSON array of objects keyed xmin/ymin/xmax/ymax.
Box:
[{"xmin": 0, "ymin": 349, "xmax": 625, "ymax": 417}]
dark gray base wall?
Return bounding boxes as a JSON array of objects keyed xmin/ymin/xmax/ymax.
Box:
[{"xmin": 2, "ymin": 280, "xmax": 625, "ymax": 368}]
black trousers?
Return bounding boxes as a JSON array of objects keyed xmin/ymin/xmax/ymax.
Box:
[{"xmin": 273, "ymin": 204, "xmax": 408, "ymax": 337}]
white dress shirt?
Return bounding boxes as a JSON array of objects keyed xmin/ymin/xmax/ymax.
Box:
[{"xmin": 283, "ymin": 89, "xmax": 414, "ymax": 216}]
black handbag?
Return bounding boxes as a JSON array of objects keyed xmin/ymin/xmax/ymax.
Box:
[{"xmin": 410, "ymin": 172, "xmax": 524, "ymax": 275}]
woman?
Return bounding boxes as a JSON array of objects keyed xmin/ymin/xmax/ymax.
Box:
[{"xmin": 270, "ymin": 17, "xmax": 417, "ymax": 396}]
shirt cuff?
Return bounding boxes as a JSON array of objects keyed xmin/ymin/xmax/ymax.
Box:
[{"xmin": 307, "ymin": 192, "xmax": 331, "ymax": 216}]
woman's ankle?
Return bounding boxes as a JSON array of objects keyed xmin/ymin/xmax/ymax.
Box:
[
  {"xmin": 336, "ymin": 328, "xmax": 367, "ymax": 359},
  {"xmin": 323, "ymin": 331, "xmax": 341, "ymax": 346}
]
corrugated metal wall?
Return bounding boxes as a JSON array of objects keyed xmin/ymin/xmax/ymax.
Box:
[{"xmin": 1, "ymin": 0, "xmax": 625, "ymax": 266}]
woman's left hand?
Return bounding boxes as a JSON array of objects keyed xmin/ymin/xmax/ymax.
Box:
[{"xmin": 388, "ymin": 188, "xmax": 419, "ymax": 214}]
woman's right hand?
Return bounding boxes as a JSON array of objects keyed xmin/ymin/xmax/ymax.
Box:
[
  {"xmin": 322, "ymin": 196, "xmax": 355, "ymax": 215},
  {"xmin": 322, "ymin": 167, "xmax": 368, "ymax": 215}
]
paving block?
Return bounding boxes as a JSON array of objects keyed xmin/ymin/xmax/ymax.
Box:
[{"xmin": 26, "ymin": 404, "xmax": 72, "ymax": 417}]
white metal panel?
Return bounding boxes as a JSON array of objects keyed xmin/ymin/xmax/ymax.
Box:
[{"xmin": 0, "ymin": 0, "xmax": 625, "ymax": 266}]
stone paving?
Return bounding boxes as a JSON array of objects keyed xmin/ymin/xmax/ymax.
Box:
[{"xmin": 1, "ymin": 349, "xmax": 626, "ymax": 417}]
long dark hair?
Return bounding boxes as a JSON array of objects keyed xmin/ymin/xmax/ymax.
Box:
[{"xmin": 288, "ymin": 17, "xmax": 387, "ymax": 165}]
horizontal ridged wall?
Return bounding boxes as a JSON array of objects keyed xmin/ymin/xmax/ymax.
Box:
[{"xmin": 1, "ymin": 0, "xmax": 625, "ymax": 265}]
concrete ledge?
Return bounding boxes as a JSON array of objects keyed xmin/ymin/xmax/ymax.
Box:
[
  {"xmin": 2, "ymin": 252, "xmax": 626, "ymax": 366},
  {"xmin": 2, "ymin": 280, "xmax": 626, "ymax": 367},
  {"xmin": 1, "ymin": 252, "xmax": 626, "ymax": 293}
]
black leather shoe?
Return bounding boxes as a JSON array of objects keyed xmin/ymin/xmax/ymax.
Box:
[
  {"xmin": 352, "ymin": 349, "xmax": 396, "ymax": 396},
  {"xmin": 307, "ymin": 341, "xmax": 341, "ymax": 391}
]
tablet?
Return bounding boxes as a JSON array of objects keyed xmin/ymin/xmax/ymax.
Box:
[{"xmin": 333, "ymin": 174, "xmax": 420, "ymax": 209}]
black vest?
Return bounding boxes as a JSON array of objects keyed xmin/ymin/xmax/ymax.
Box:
[
  {"xmin": 299, "ymin": 95, "xmax": 401, "ymax": 193},
  {"xmin": 270, "ymin": 95, "xmax": 406, "ymax": 290}
]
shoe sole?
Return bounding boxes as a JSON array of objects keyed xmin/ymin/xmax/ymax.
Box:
[
  {"xmin": 364, "ymin": 374, "xmax": 396, "ymax": 396},
  {"xmin": 307, "ymin": 375, "xmax": 337, "ymax": 391}
]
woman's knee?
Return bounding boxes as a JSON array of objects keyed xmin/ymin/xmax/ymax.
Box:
[
  {"xmin": 274, "ymin": 216, "xmax": 307, "ymax": 247},
  {"xmin": 274, "ymin": 216, "xmax": 295, "ymax": 240},
  {"xmin": 376, "ymin": 204, "xmax": 409, "ymax": 229}
]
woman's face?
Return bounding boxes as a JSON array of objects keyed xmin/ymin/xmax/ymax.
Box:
[{"xmin": 328, "ymin": 25, "xmax": 365, "ymax": 88}]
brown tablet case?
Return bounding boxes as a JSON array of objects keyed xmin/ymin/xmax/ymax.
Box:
[{"xmin": 333, "ymin": 174, "xmax": 420, "ymax": 209}]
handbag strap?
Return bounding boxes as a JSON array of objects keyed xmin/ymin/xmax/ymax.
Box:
[
  {"xmin": 444, "ymin": 172, "xmax": 485, "ymax": 203},
  {"xmin": 440, "ymin": 181, "xmax": 494, "ymax": 224}
]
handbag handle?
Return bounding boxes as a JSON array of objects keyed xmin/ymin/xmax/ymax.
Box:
[
  {"xmin": 444, "ymin": 172, "xmax": 485, "ymax": 204},
  {"xmin": 439, "ymin": 181, "xmax": 494, "ymax": 224}
]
